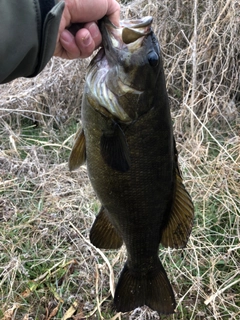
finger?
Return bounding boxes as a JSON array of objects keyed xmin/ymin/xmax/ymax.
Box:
[
  {"xmin": 106, "ymin": 0, "xmax": 120, "ymax": 26},
  {"xmin": 58, "ymin": 29, "xmax": 82, "ymax": 59},
  {"xmin": 66, "ymin": 0, "xmax": 120, "ymax": 26},
  {"xmin": 84, "ymin": 22, "xmax": 102, "ymax": 49},
  {"xmin": 56, "ymin": 25, "xmax": 101, "ymax": 59},
  {"xmin": 75, "ymin": 28, "xmax": 96, "ymax": 59}
]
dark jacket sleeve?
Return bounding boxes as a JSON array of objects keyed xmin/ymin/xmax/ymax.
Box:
[{"xmin": 0, "ymin": 0, "xmax": 65, "ymax": 84}]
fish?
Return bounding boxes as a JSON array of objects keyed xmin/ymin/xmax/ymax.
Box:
[{"xmin": 69, "ymin": 16, "xmax": 194, "ymax": 315}]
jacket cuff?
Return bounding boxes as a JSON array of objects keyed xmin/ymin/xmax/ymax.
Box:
[
  {"xmin": 31, "ymin": 1, "xmax": 65, "ymax": 77},
  {"xmin": 39, "ymin": 0, "xmax": 56, "ymax": 23}
]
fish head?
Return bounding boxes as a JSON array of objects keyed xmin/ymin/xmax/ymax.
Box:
[{"xmin": 86, "ymin": 16, "xmax": 163, "ymax": 122}]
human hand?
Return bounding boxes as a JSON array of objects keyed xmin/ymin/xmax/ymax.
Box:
[{"xmin": 54, "ymin": 0, "xmax": 120, "ymax": 59}]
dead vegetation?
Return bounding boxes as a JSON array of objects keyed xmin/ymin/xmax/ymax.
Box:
[{"xmin": 0, "ymin": 0, "xmax": 239, "ymax": 319}]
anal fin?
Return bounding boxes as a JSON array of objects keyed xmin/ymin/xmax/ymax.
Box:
[
  {"xmin": 68, "ymin": 128, "xmax": 86, "ymax": 171},
  {"xmin": 90, "ymin": 206, "xmax": 123, "ymax": 249},
  {"xmin": 160, "ymin": 167, "xmax": 194, "ymax": 249}
]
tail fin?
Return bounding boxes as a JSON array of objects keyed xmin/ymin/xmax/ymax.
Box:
[{"xmin": 114, "ymin": 260, "xmax": 176, "ymax": 315}]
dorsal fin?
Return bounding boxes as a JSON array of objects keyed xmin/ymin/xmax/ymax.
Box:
[{"xmin": 68, "ymin": 128, "xmax": 86, "ymax": 171}]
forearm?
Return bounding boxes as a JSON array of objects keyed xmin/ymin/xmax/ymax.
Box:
[{"xmin": 0, "ymin": 0, "xmax": 64, "ymax": 84}]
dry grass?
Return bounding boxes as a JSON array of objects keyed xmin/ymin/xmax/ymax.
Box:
[{"xmin": 0, "ymin": 0, "xmax": 239, "ymax": 319}]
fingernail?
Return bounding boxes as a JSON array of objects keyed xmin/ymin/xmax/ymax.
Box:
[
  {"xmin": 88, "ymin": 23, "xmax": 99, "ymax": 39},
  {"xmin": 60, "ymin": 30, "xmax": 73, "ymax": 44},
  {"xmin": 82, "ymin": 34, "xmax": 91, "ymax": 46}
]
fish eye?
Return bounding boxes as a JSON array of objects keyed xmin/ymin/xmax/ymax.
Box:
[{"xmin": 147, "ymin": 51, "xmax": 159, "ymax": 67}]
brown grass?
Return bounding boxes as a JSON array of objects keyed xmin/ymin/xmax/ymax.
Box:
[{"xmin": 0, "ymin": 0, "xmax": 239, "ymax": 319}]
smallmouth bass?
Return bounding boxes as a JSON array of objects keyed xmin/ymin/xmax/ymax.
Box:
[{"xmin": 69, "ymin": 16, "xmax": 194, "ymax": 315}]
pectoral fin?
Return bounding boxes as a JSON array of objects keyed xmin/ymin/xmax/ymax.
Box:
[
  {"xmin": 101, "ymin": 121, "xmax": 130, "ymax": 172},
  {"xmin": 68, "ymin": 128, "xmax": 86, "ymax": 171},
  {"xmin": 90, "ymin": 206, "xmax": 123, "ymax": 249},
  {"xmin": 160, "ymin": 144, "xmax": 194, "ymax": 249}
]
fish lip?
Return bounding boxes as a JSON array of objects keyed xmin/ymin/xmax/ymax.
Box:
[
  {"xmin": 102, "ymin": 15, "xmax": 153, "ymax": 29},
  {"xmin": 120, "ymin": 16, "xmax": 153, "ymax": 29},
  {"xmin": 99, "ymin": 15, "xmax": 153, "ymax": 48}
]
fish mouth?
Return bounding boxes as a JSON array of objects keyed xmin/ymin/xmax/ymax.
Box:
[
  {"xmin": 86, "ymin": 16, "xmax": 154, "ymax": 123},
  {"xmin": 100, "ymin": 16, "xmax": 153, "ymax": 48}
]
